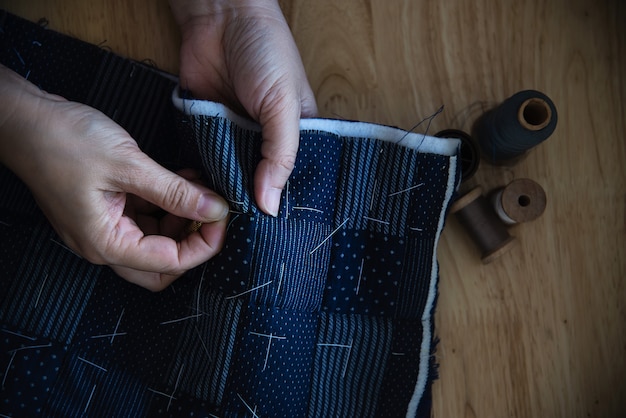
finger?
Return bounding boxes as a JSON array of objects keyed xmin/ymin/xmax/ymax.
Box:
[
  {"xmin": 108, "ymin": 216, "xmax": 228, "ymax": 291},
  {"xmin": 300, "ymin": 82, "xmax": 319, "ymax": 119},
  {"xmin": 254, "ymin": 91, "xmax": 301, "ymax": 216},
  {"xmin": 119, "ymin": 153, "xmax": 228, "ymax": 223}
]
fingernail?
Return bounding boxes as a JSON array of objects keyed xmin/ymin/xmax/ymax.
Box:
[
  {"xmin": 197, "ymin": 193, "xmax": 228, "ymax": 221},
  {"xmin": 265, "ymin": 188, "xmax": 282, "ymax": 217}
]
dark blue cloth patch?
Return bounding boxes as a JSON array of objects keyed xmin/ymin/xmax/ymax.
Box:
[
  {"xmin": 0, "ymin": 222, "xmax": 101, "ymax": 345},
  {"xmin": 193, "ymin": 115, "xmax": 261, "ymax": 215},
  {"xmin": 247, "ymin": 217, "xmax": 332, "ymax": 312},
  {"xmin": 308, "ymin": 312, "xmax": 393, "ymax": 418},
  {"xmin": 69, "ymin": 268, "xmax": 195, "ymax": 385},
  {"xmin": 0, "ymin": 330, "xmax": 65, "ymax": 416},
  {"xmin": 395, "ymin": 235, "xmax": 438, "ymax": 319},
  {"xmin": 44, "ymin": 349, "xmax": 152, "ymax": 417},
  {"xmin": 166, "ymin": 287, "xmax": 244, "ymax": 407},
  {"xmin": 282, "ymin": 131, "xmax": 343, "ymax": 224},
  {"xmin": 405, "ymin": 153, "xmax": 454, "ymax": 234},
  {"xmin": 375, "ymin": 319, "xmax": 432, "ymax": 417},
  {"xmin": 323, "ymin": 229, "xmax": 403, "ymax": 316},
  {"xmin": 204, "ymin": 213, "xmax": 256, "ymax": 297},
  {"xmin": 224, "ymin": 305, "xmax": 318, "ymax": 418}
]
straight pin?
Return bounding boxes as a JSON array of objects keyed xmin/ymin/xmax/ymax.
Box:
[
  {"xmin": 388, "ymin": 183, "xmax": 425, "ymax": 197},
  {"xmin": 225, "ymin": 280, "xmax": 273, "ymax": 300},
  {"xmin": 310, "ymin": 217, "xmax": 350, "ymax": 254}
]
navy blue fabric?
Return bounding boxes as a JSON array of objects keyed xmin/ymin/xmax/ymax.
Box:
[{"xmin": 0, "ymin": 11, "xmax": 459, "ymax": 417}]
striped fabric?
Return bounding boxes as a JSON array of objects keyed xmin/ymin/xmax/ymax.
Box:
[{"xmin": 0, "ymin": 11, "xmax": 460, "ymax": 418}]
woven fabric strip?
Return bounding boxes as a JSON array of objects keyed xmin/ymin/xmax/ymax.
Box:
[{"xmin": 0, "ymin": 11, "xmax": 459, "ymax": 417}]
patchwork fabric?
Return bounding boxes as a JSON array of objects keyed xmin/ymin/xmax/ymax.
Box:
[{"xmin": 0, "ymin": 11, "xmax": 460, "ymax": 418}]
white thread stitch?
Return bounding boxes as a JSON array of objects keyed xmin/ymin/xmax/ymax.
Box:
[
  {"xmin": 225, "ymin": 281, "xmax": 273, "ymax": 300},
  {"xmin": 111, "ymin": 309, "xmax": 125, "ymax": 345},
  {"xmin": 317, "ymin": 339, "xmax": 353, "ymax": 378},
  {"xmin": 1, "ymin": 329, "xmax": 36, "ymax": 341},
  {"xmin": 388, "ymin": 183, "xmax": 425, "ymax": 197},
  {"xmin": 84, "ymin": 384, "xmax": 97, "ymax": 413},
  {"xmin": 1, "ymin": 352, "xmax": 15, "ymax": 389},
  {"xmin": 227, "ymin": 214, "xmax": 241, "ymax": 231},
  {"xmin": 285, "ymin": 180, "xmax": 290, "ymax": 219},
  {"xmin": 78, "ymin": 356, "xmax": 108, "ymax": 372},
  {"xmin": 8, "ymin": 343, "xmax": 52, "ymax": 354},
  {"xmin": 12, "ymin": 48, "xmax": 24, "ymax": 66},
  {"xmin": 50, "ymin": 238, "xmax": 81, "ymax": 258},
  {"xmin": 90, "ymin": 332, "xmax": 127, "ymax": 340},
  {"xmin": 168, "ymin": 363, "xmax": 185, "ymax": 411},
  {"xmin": 249, "ymin": 331, "xmax": 287, "ymax": 371},
  {"xmin": 194, "ymin": 325, "xmax": 212, "ymax": 361},
  {"xmin": 310, "ymin": 217, "xmax": 350, "ymax": 254},
  {"xmin": 34, "ymin": 274, "xmax": 49, "ymax": 308},
  {"xmin": 274, "ymin": 263, "xmax": 285, "ymax": 305},
  {"xmin": 369, "ymin": 180, "xmax": 378, "ymax": 212},
  {"xmin": 293, "ymin": 206, "xmax": 324, "ymax": 214},
  {"xmin": 147, "ymin": 388, "xmax": 177, "ymax": 403},
  {"xmin": 0, "ymin": 220, "xmax": 11, "ymax": 227},
  {"xmin": 362, "ymin": 216, "xmax": 390, "ymax": 225},
  {"xmin": 237, "ymin": 393, "xmax": 260, "ymax": 418},
  {"xmin": 356, "ymin": 258, "xmax": 365, "ymax": 295},
  {"xmin": 409, "ymin": 226, "xmax": 424, "ymax": 232},
  {"xmin": 196, "ymin": 263, "xmax": 208, "ymax": 322},
  {"xmin": 160, "ymin": 314, "xmax": 203, "ymax": 325}
]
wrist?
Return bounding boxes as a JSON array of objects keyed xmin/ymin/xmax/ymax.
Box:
[{"xmin": 0, "ymin": 65, "xmax": 64, "ymax": 176}]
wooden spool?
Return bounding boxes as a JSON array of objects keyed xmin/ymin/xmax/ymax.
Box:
[
  {"xmin": 451, "ymin": 187, "xmax": 517, "ymax": 264},
  {"xmin": 491, "ymin": 179, "xmax": 547, "ymax": 225}
]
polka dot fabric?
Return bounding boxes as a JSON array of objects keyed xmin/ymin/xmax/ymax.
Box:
[{"xmin": 0, "ymin": 12, "xmax": 460, "ymax": 418}]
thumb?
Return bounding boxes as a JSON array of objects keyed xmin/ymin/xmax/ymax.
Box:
[
  {"xmin": 254, "ymin": 95, "xmax": 301, "ymax": 217},
  {"xmin": 121, "ymin": 153, "xmax": 229, "ymax": 222}
]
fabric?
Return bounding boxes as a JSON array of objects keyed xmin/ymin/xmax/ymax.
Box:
[{"xmin": 0, "ymin": 11, "xmax": 460, "ymax": 418}]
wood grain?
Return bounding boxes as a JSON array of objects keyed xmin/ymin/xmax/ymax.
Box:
[{"xmin": 1, "ymin": 0, "xmax": 624, "ymax": 416}]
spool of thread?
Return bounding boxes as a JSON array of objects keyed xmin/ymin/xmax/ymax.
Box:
[
  {"xmin": 435, "ymin": 129, "xmax": 480, "ymax": 182},
  {"xmin": 450, "ymin": 187, "xmax": 517, "ymax": 264},
  {"xmin": 491, "ymin": 179, "xmax": 547, "ymax": 225},
  {"xmin": 474, "ymin": 90, "xmax": 558, "ymax": 164}
]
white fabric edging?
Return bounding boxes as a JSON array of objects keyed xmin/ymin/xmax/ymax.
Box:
[
  {"xmin": 405, "ymin": 154, "xmax": 458, "ymax": 417},
  {"xmin": 172, "ymin": 88, "xmax": 460, "ymax": 156}
]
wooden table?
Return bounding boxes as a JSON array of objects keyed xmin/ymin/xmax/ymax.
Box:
[{"xmin": 1, "ymin": 1, "xmax": 624, "ymax": 416}]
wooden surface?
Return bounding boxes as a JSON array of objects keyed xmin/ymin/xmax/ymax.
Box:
[{"xmin": 1, "ymin": 0, "xmax": 625, "ymax": 416}]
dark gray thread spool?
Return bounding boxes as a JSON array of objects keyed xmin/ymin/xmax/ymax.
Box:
[
  {"xmin": 474, "ymin": 90, "xmax": 558, "ymax": 164},
  {"xmin": 435, "ymin": 129, "xmax": 480, "ymax": 182},
  {"xmin": 451, "ymin": 187, "xmax": 517, "ymax": 264}
]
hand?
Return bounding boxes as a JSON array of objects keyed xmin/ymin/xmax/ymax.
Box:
[
  {"xmin": 169, "ymin": 0, "xmax": 318, "ymax": 216},
  {"xmin": 0, "ymin": 65, "xmax": 229, "ymax": 291}
]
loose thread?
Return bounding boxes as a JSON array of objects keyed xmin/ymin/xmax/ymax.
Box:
[{"xmin": 396, "ymin": 105, "xmax": 444, "ymax": 147}]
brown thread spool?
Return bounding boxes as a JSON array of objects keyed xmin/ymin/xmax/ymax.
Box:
[
  {"xmin": 491, "ymin": 179, "xmax": 547, "ymax": 225},
  {"xmin": 451, "ymin": 187, "xmax": 517, "ymax": 264}
]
